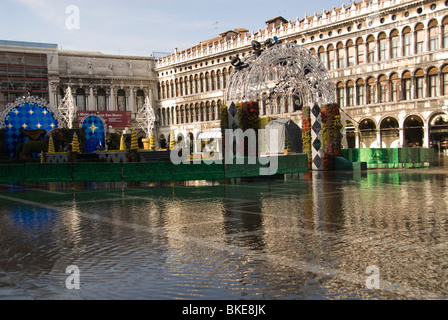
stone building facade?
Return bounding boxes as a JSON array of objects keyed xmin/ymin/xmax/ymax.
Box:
[
  {"xmin": 155, "ymin": 0, "xmax": 448, "ymax": 151},
  {"xmin": 1, "ymin": 41, "xmax": 157, "ymax": 138},
  {"xmin": 2, "ymin": 0, "xmax": 448, "ymax": 152}
]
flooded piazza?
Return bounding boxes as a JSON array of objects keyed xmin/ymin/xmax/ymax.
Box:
[{"xmin": 0, "ymin": 157, "xmax": 448, "ymax": 300}]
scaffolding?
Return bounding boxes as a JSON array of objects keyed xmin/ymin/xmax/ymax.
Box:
[{"xmin": 0, "ymin": 51, "xmax": 49, "ymax": 112}]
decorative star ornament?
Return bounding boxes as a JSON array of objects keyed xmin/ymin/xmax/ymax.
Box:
[{"xmin": 89, "ymin": 123, "xmax": 98, "ymax": 133}]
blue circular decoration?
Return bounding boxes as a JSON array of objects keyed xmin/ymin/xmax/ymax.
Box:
[
  {"xmin": 3, "ymin": 101, "xmax": 58, "ymax": 158},
  {"xmin": 82, "ymin": 116, "xmax": 105, "ymax": 153}
]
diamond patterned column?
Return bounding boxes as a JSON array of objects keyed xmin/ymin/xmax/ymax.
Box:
[{"xmin": 311, "ymin": 103, "xmax": 323, "ymax": 171}]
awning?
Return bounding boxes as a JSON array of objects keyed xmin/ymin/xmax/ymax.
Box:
[{"xmin": 198, "ymin": 128, "xmax": 222, "ymax": 140}]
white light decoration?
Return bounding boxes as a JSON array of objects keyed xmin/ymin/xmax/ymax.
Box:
[
  {"xmin": 226, "ymin": 41, "xmax": 334, "ymax": 106},
  {"xmin": 1, "ymin": 96, "xmax": 64, "ymax": 129},
  {"xmin": 225, "ymin": 40, "xmax": 336, "ymax": 171},
  {"xmin": 135, "ymin": 96, "xmax": 155, "ymax": 138},
  {"xmin": 58, "ymin": 87, "xmax": 77, "ymax": 129}
]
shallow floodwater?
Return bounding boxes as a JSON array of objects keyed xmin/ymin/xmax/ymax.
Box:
[{"xmin": 0, "ymin": 157, "xmax": 448, "ymax": 300}]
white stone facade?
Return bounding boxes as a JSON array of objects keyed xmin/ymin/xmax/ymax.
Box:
[{"xmin": 155, "ymin": 0, "xmax": 448, "ymax": 150}]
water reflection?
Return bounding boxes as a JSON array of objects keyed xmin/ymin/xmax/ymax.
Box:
[{"xmin": 0, "ymin": 164, "xmax": 448, "ymax": 300}]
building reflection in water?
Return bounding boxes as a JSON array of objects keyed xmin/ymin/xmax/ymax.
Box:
[{"xmin": 0, "ymin": 169, "xmax": 447, "ymax": 299}]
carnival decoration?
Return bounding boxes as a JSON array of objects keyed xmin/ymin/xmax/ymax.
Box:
[
  {"xmin": 135, "ymin": 95, "xmax": 156, "ymax": 139},
  {"xmin": 57, "ymin": 87, "xmax": 77, "ymax": 129},
  {"xmin": 225, "ymin": 39, "xmax": 336, "ymax": 170},
  {"xmin": 130, "ymin": 130, "xmax": 139, "ymax": 150},
  {"xmin": 72, "ymin": 133, "xmax": 80, "ymax": 153}
]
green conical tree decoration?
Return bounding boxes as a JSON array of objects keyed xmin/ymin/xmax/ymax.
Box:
[
  {"xmin": 72, "ymin": 133, "xmax": 80, "ymax": 153},
  {"xmin": 130, "ymin": 130, "xmax": 139, "ymax": 150},
  {"xmin": 150, "ymin": 133, "xmax": 156, "ymax": 150},
  {"xmin": 48, "ymin": 137, "xmax": 55, "ymax": 154},
  {"xmin": 120, "ymin": 134, "xmax": 126, "ymax": 151},
  {"xmin": 169, "ymin": 130, "xmax": 176, "ymax": 150}
]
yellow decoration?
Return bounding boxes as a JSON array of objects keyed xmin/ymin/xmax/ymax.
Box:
[
  {"xmin": 72, "ymin": 133, "xmax": 80, "ymax": 153},
  {"xmin": 120, "ymin": 134, "xmax": 126, "ymax": 151},
  {"xmin": 48, "ymin": 137, "xmax": 55, "ymax": 154},
  {"xmin": 150, "ymin": 133, "xmax": 156, "ymax": 150},
  {"xmin": 130, "ymin": 130, "xmax": 139, "ymax": 150},
  {"xmin": 169, "ymin": 130, "xmax": 176, "ymax": 150}
]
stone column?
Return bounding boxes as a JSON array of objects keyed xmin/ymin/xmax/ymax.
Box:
[
  {"xmin": 355, "ymin": 131, "xmax": 360, "ymax": 149},
  {"xmin": 377, "ymin": 129, "xmax": 382, "ymax": 148},
  {"xmin": 129, "ymin": 87, "xmax": 135, "ymax": 113},
  {"xmin": 423, "ymin": 125, "xmax": 429, "ymax": 148},
  {"xmin": 109, "ymin": 87, "xmax": 115, "ymax": 111},
  {"xmin": 399, "ymin": 127, "xmax": 404, "ymax": 148},
  {"xmin": 89, "ymin": 86, "xmax": 95, "ymax": 111}
]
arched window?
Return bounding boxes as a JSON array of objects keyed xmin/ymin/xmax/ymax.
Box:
[
  {"xmin": 443, "ymin": 17, "xmax": 448, "ymax": 49},
  {"xmin": 442, "ymin": 65, "xmax": 448, "ymax": 95},
  {"xmin": 170, "ymin": 80, "xmax": 175, "ymax": 97},
  {"xmin": 378, "ymin": 75, "xmax": 388, "ymax": 103},
  {"xmin": 165, "ymin": 82, "xmax": 170, "ymax": 99},
  {"xmin": 367, "ymin": 35, "xmax": 376, "ymax": 63},
  {"xmin": 428, "ymin": 19, "xmax": 439, "ymax": 51},
  {"xmin": 328, "ymin": 44, "xmax": 335, "ymax": 70},
  {"xmin": 318, "ymin": 46, "xmax": 327, "ymax": 67},
  {"xmin": 205, "ymin": 72, "xmax": 210, "ymax": 92},
  {"xmin": 57, "ymin": 87, "xmax": 65, "ymax": 105},
  {"xmin": 390, "ymin": 73, "xmax": 399, "ymax": 102},
  {"xmin": 378, "ymin": 32, "xmax": 388, "ymax": 61},
  {"xmin": 211, "ymin": 101, "xmax": 216, "ymax": 121},
  {"xmin": 356, "ymin": 79, "xmax": 365, "ymax": 105},
  {"xmin": 337, "ymin": 42, "xmax": 345, "ymax": 68},
  {"xmin": 367, "ymin": 77, "xmax": 376, "ymax": 104},
  {"xmin": 337, "ymin": 82, "xmax": 345, "ymax": 107},
  {"xmin": 415, "ymin": 23, "xmax": 425, "ymax": 54},
  {"xmin": 217, "ymin": 100, "xmax": 222, "ymax": 120},
  {"xmin": 403, "ymin": 26, "xmax": 412, "ymax": 56},
  {"xmin": 162, "ymin": 82, "xmax": 166, "ymax": 99},
  {"xmin": 428, "ymin": 67, "xmax": 438, "ymax": 97},
  {"xmin": 179, "ymin": 78, "xmax": 184, "ymax": 96},
  {"xmin": 211, "ymin": 71, "xmax": 216, "ymax": 91},
  {"xmin": 195, "ymin": 75, "xmax": 200, "ymax": 94},
  {"xmin": 206, "ymin": 102, "xmax": 210, "ymax": 121},
  {"xmin": 390, "ymin": 29, "xmax": 400, "ymax": 58},
  {"xmin": 175, "ymin": 79, "xmax": 180, "ymax": 97},
  {"xmin": 117, "ymin": 89, "xmax": 126, "ymax": 111},
  {"xmin": 200, "ymin": 103, "xmax": 205, "ymax": 122},
  {"xmin": 200, "ymin": 74, "xmax": 205, "ymax": 93},
  {"xmin": 356, "ymin": 38, "xmax": 365, "ymax": 65},
  {"xmin": 136, "ymin": 90, "xmax": 145, "ymax": 112},
  {"xmin": 97, "ymin": 88, "xmax": 107, "ymax": 111},
  {"xmin": 347, "ymin": 40, "xmax": 355, "ymax": 67},
  {"xmin": 76, "ymin": 88, "xmax": 86, "ymax": 111},
  {"xmin": 402, "ymin": 71, "xmax": 412, "ymax": 100},
  {"xmin": 216, "ymin": 70, "xmax": 222, "ymax": 90},
  {"xmin": 347, "ymin": 80, "xmax": 355, "ymax": 106},
  {"xmin": 414, "ymin": 69, "xmax": 424, "ymax": 99},
  {"xmin": 223, "ymin": 69, "xmax": 228, "ymax": 89}
]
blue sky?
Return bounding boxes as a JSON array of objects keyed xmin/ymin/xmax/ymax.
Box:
[{"xmin": 1, "ymin": 0, "xmax": 344, "ymax": 56}]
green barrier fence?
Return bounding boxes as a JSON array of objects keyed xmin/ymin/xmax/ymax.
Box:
[
  {"xmin": 74, "ymin": 163, "xmax": 122, "ymax": 182},
  {"xmin": 0, "ymin": 164, "xmax": 25, "ymax": 183},
  {"xmin": 342, "ymin": 148, "xmax": 434, "ymax": 167},
  {"xmin": 25, "ymin": 163, "xmax": 73, "ymax": 182},
  {"xmin": 0, "ymin": 154, "xmax": 309, "ymax": 183},
  {"xmin": 123, "ymin": 162, "xmax": 173, "ymax": 182}
]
